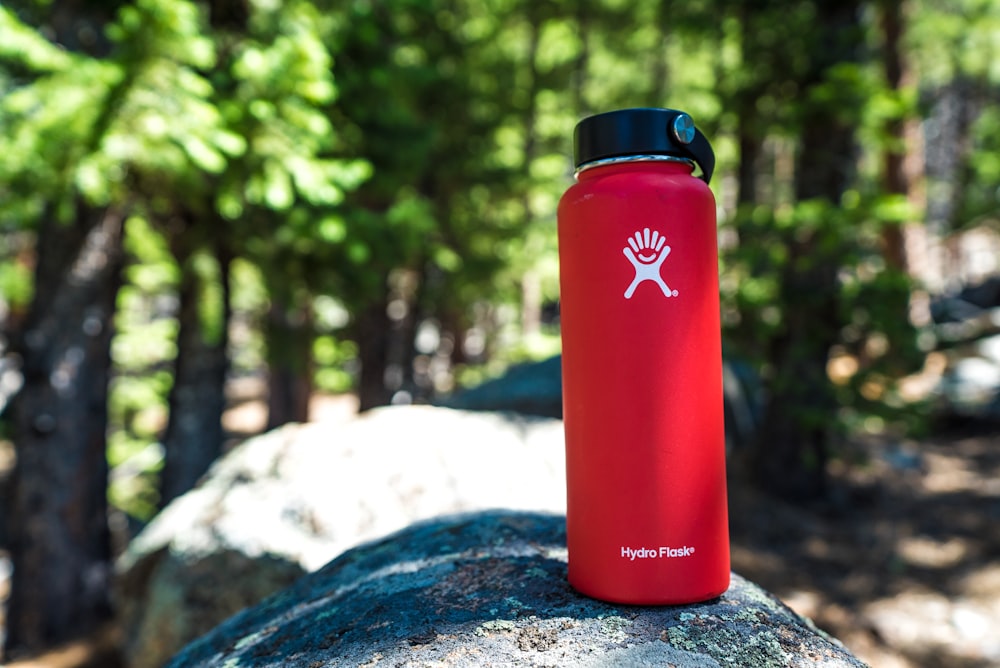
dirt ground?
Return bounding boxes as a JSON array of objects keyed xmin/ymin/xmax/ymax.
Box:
[
  {"xmin": 729, "ymin": 421, "xmax": 1000, "ymax": 668},
  {"xmin": 2, "ymin": 410, "xmax": 998, "ymax": 667}
]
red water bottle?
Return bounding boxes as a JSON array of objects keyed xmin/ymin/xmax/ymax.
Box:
[{"xmin": 558, "ymin": 108, "xmax": 729, "ymax": 604}]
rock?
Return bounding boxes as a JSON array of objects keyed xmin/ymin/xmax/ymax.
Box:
[
  {"xmin": 440, "ymin": 354, "xmax": 763, "ymax": 450},
  {"xmin": 934, "ymin": 330, "xmax": 1000, "ymax": 422},
  {"xmin": 439, "ymin": 356, "xmax": 564, "ymax": 418},
  {"xmin": 115, "ymin": 406, "xmax": 565, "ymax": 668},
  {"xmin": 166, "ymin": 511, "xmax": 867, "ymax": 668},
  {"xmin": 930, "ymin": 278, "xmax": 1000, "ymax": 422}
]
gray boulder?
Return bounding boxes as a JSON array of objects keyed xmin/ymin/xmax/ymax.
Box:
[
  {"xmin": 167, "ymin": 511, "xmax": 867, "ymax": 668},
  {"xmin": 439, "ymin": 355, "xmax": 564, "ymax": 418},
  {"xmin": 440, "ymin": 354, "xmax": 763, "ymax": 450},
  {"xmin": 115, "ymin": 407, "xmax": 565, "ymax": 668},
  {"xmin": 936, "ymin": 332, "xmax": 1000, "ymax": 421}
]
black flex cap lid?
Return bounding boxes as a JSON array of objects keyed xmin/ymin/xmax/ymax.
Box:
[{"xmin": 574, "ymin": 107, "xmax": 715, "ymax": 184}]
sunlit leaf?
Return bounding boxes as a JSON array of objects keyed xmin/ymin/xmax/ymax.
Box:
[
  {"xmin": 0, "ymin": 7, "xmax": 74, "ymax": 72},
  {"xmin": 181, "ymin": 137, "xmax": 227, "ymax": 173},
  {"xmin": 263, "ymin": 161, "xmax": 294, "ymax": 210}
]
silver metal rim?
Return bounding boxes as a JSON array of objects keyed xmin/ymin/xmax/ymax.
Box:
[{"xmin": 575, "ymin": 154, "xmax": 694, "ymax": 177}]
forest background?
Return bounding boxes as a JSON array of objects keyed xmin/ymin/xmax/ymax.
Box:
[{"xmin": 1, "ymin": 0, "xmax": 999, "ymax": 663}]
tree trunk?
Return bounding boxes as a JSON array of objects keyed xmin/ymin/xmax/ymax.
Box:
[
  {"xmin": 159, "ymin": 232, "xmax": 231, "ymax": 508},
  {"xmin": 878, "ymin": 0, "xmax": 910, "ymax": 272},
  {"xmin": 752, "ymin": 1, "xmax": 863, "ymax": 500},
  {"xmin": 737, "ymin": 127, "xmax": 761, "ymax": 207},
  {"xmin": 265, "ymin": 299, "xmax": 313, "ymax": 429},
  {"xmin": 355, "ymin": 296, "xmax": 392, "ymax": 412},
  {"xmin": 734, "ymin": 5, "xmax": 763, "ymax": 208},
  {"xmin": 4, "ymin": 203, "xmax": 123, "ymax": 657}
]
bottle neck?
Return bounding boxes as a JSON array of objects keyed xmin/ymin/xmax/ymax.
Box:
[{"xmin": 575, "ymin": 155, "xmax": 695, "ymax": 180}]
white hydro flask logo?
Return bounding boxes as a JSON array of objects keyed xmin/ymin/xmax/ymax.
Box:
[{"xmin": 623, "ymin": 227, "xmax": 678, "ymax": 299}]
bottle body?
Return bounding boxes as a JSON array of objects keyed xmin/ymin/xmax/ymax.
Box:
[{"xmin": 557, "ymin": 159, "xmax": 730, "ymax": 604}]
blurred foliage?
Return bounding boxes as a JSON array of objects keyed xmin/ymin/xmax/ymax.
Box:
[
  {"xmin": 1, "ymin": 0, "xmax": 999, "ymax": 513},
  {"xmin": 721, "ymin": 194, "xmax": 927, "ymax": 440}
]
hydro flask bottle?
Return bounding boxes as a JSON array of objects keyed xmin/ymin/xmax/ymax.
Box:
[{"xmin": 557, "ymin": 108, "xmax": 730, "ymax": 604}]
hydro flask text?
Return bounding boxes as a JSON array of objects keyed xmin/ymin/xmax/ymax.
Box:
[{"xmin": 621, "ymin": 545, "xmax": 696, "ymax": 560}]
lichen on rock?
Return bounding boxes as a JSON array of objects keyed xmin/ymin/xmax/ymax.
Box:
[{"xmin": 166, "ymin": 511, "xmax": 868, "ymax": 668}]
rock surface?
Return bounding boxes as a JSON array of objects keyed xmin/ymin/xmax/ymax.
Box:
[
  {"xmin": 167, "ymin": 511, "xmax": 867, "ymax": 668},
  {"xmin": 115, "ymin": 406, "xmax": 565, "ymax": 668}
]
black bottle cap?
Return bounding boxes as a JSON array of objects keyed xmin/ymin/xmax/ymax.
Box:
[{"xmin": 574, "ymin": 107, "xmax": 715, "ymax": 184}]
